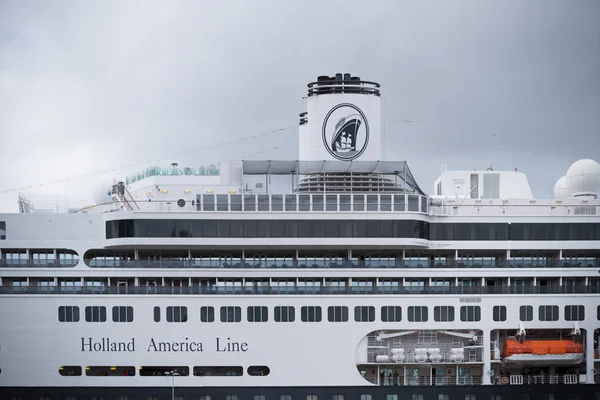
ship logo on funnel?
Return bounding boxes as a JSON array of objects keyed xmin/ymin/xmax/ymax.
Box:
[{"xmin": 322, "ymin": 103, "xmax": 369, "ymax": 160}]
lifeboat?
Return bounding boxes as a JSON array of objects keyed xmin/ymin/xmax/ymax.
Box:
[{"xmin": 502, "ymin": 336, "xmax": 584, "ymax": 365}]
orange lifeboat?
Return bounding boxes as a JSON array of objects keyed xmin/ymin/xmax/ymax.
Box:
[{"xmin": 502, "ymin": 336, "xmax": 584, "ymax": 365}]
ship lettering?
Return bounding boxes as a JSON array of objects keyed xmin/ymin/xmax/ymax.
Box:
[
  {"xmin": 81, "ymin": 337, "xmax": 135, "ymax": 352},
  {"xmin": 216, "ymin": 337, "xmax": 248, "ymax": 352},
  {"xmin": 146, "ymin": 337, "xmax": 203, "ymax": 352}
]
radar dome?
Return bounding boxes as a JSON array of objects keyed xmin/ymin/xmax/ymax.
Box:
[
  {"xmin": 553, "ymin": 176, "xmax": 570, "ymax": 199},
  {"xmin": 91, "ymin": 176, "xmax": 119, "ymax": 205},
  {"xmin": 565, "ymin": 159, "xmax": 600, "ymax": 197}
]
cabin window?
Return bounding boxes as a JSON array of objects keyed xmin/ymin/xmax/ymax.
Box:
[
  {"xmin": 200, "ymin": 306, "xmax": 215, "ymax": 322},
  {"xmin": 386, "ymin": 395, "xmax": 398, "ymax": 400},
  {"xmin": 166, "ymin": 306, "xmax": 188, "ymax": 323},
  {"xmin": 58, "ymin": 306, "xmax": 80, "ymax": 322},
  {"xmin": 146, "ymin": 397, "xmax": 159, "ymax": 400},
  {"xmin": 538, "ymin": 305, "xmax": 559, "ymax": 321},
  {"xmin": 460, "ymin": 306, "xmax": 481, "ymax": 322},
  {"xmin": 301, "ymin": 306, "xmax": 322, "ymax": 322},
  {"xmin": 381, "ymin": 306, "xmax": 402, "ymax": 322},
  {"xmin": 248, "ymin": 366, "xmax": 270, "ymax": 376},
  {"xmin": 85, "ymin": 366, "xmax": 135, "ymax": 376},
  {"xmin": 360, "ymin": 396, "xmax": 372, "ymax": 400},
  {"xmin": 198, "ymin": 397, "xmax": 211, "ymax": 400},
  {"xmin": 85, "ymin": 306, "xmax": 106, "ymax": 322},
  {"xmin": 117, "ymin": 397, "xmax": 130, "ymax": 400},
  {"xmin": 59, "ymin": 366, "xmax": 82, "ymax": 376},
  {"xmin": 306, "ymin": 396, "xmax": 318, "ymax": 400},
  {"xmin": 194, "ymin": 367, "xmax": 242, "ymax": 376},
  {"xmin": 327, "ymin": 306, "xmax": 348, "ymax": 322},
  {"xmin": 434, "ymin": 306, "xmax": 455, "ymax": 322},
  {"xmin": 280, "ymin": 396, "xmax": 291, "ymax": 400},
  {"xmin": 564, "ymin": 305, "xmax": 585, "ymax": 321},
  {"xmin": 408, "ymin": 306, "xmax": 428, "ymax": 322},
  {"xmin": 225, "ymin": 396, "xmax": 237, "ymax": 400},
  {"xmin": 247, "ymin": 306, "xmax": 268, "ymax": 322},
  {"xmin": 333, "ymin": 396, "xmax": 344, "ymax": 400},
  {"xmin": 274, "ymin": 306, "xmax": 295, "ymax": 322},
  {"xmin": 0, "ymin": 221, "xmax": 5, "ymax": 239},
  {"xmin": 153, "ymin": 306, "xmax": 160, "ymax": 322},
  {"xmin": 413, "ymin": 396, "xmax": 424, "ymax": 400},
  {"xmin": 254, "ymin": 396, "xmax": 266, "ymax": 400},
  {"xmin": 220, "ymin": 306, "xmax": 241, "ymax": 323},
  {"xmin": 493, "ymin": 306, "xmax": 507, "ymax": 321},
  {"xmin": 112, "ymin": 306, "xmax": 134, "ymax": 322},
  {"xmin": 174, "ymin": 397, "xmax": 184, "ymax": 400},
  {"xmin": 438, "ymin": 396, "xmax": 449, "ymax": 400},
  {"xmin": 354, "ymin": 306, "xmax": 375, "ymax": 322},
  {"xmin": 519, "ymin": 305, "xmax": 533, "ymax": 321}
]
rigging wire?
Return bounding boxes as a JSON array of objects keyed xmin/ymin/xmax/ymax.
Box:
[
  {"xmin": 0, "ymin": 126, "xmax": 295, "ymax": 194},
  {"xmin": 401, "ymin": 119, "xmax": 599, "ymax": 135}
]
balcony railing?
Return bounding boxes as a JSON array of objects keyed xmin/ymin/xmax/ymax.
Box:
[
  {"xmin": 363, "ymin": 376, "xmax": 483, "ymax": 386},
  {"xmin": 79, "ymin": 259, "xmax": 600, "ymax": 269},
  {"xmin": 0, "ymin": 260, "xmax": 78, "ymax": 268},
  {"xmin": 1, "ymin": 285, "xmax": 597, "ymax": 295},
  {"xmin": 492, "ymin": 374, "xmax": 580, "ymax": 385}
]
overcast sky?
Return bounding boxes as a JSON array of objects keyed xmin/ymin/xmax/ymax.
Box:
[{"xmin": 1, "ymin": 0, "xmax": 599, "ymax": 212}]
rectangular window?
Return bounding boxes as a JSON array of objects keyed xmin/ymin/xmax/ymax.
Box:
[
  {"xmin": 58, "ymin": 306, "xmax": 80, "ymax": 322},
  {"xmin": 520, "ymin": 305, "xmax": 533, "ymax": 321},
  {"xmin": 327, "ymin": 306, "xmax": 348, "ymax": 322},
  {"xmin": 408, "ymin": 306, "xmax": 428, "ymax": 322},
  {"xmin": 483, "ymin": 173, "xmax": 500, "ymax": 198},
  {"xmin": 539, "ymin": 305, "xmax": 559, "ymax": 321},
  {"xmin": 460, "ymin": 306, "xmax": 481, "ymax": 322},
  {"xmin": 200, "ymin": 306, "xmax": 215, "ymax": 322},
  {"xmin": 301, "ymin": 306, "xmax": 322, "ymax": 322},
  {"xmin": 274, "ymin": 306, "xmax": 295, "ymax": 322},
  {"xmin": 493, "ymin": 306, "xmax": 507, "ymax": 321},
  {"xmin": 153, "ymin": 306, "xmax": 160, "ymax": 322},
  {"xmin": 381, "ymin": 306, "xmax": 402, "ymax": 322},
  {"xmin": 564, "ymin": 305, "xmax": 585, "ymax": 321},
  {"xmin": 247, "ymin": 306, "xmax": 268, "ymax": 322},
  {"xmin": 112, "ymin": 306, "xmax": 134, "ymax": 322},
  {"xmin": 470, "ymin": 174, "xmax": 478, "ymax": 198},
  {"xmin": 85, "ymin": 306, "xmax": 107, "ymax": 322},
  {"xmin": 166, "ymin": 306, "xmax": 188, "ymax": 323},
  {"xmin": 434, "ymin": 306, "xmax": 455, "ymax": 322},
  {"xmin": 354, "ymin": 306, "xmax": 375, "ymax": 322},
  {"xmin": 0, "ymin": 221, "xmax": 5, "ymax": 239},
  {"xmin": 220, "ymin": 306, "xmax": 241, "ymax": 323}
]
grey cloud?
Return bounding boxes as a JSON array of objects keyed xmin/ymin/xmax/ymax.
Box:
[{"xmin": 0, "ymin": 0, "xmax": 598, "ymax": 211}]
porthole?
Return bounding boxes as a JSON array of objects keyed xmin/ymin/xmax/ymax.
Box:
[{"xmin": 177, "ymin": 199, "xmax": 186, "ymax": 207}]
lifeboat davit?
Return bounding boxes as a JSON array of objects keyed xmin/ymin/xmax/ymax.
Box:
[{"xmin": 502, "ymin": 336, "xmax": 584, "ymax": 365}]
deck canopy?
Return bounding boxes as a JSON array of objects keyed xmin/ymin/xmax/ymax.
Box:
[{"xmin": 242, "ymin": 160, "xmax": 425, "ymax": 195}]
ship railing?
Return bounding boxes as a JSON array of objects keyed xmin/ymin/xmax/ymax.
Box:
[
  {"xmin": 80, "ymin": 259, "xmax": 600, "ymax": 269},
  {"xmin": 493, "ymin": 374, "xmax": 580, "ymax": 385},
  {"xmin": 0, "ymin": 259, "xmax": 79, "ymax": 268},
  {"xmin": 364, "ymin": 376, "xmax": 483, "ymax": 386},
  {"xmin": 1, "ymin": 285, "xmax": 598, "ymax": 295}
]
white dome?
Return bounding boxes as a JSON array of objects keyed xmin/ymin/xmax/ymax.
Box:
[
  {"xmin": 553, "ymin": 176, "xmax": 570, "ymax": 198},
  {"xmin": 90, "ymin": 175, "xmax": 119, "ymax": 205},
  {"xmin": 565, "ymin": 159, "xmax": 600, "ymax": 196}
]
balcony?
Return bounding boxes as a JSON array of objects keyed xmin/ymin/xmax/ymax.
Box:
[
  {"xmin": 78, "ymin": 259, "xmax": 600, "ymax": 269},
  {"xmin": 1, "ymin": 284, "xmax": 597, "ymax": 296}
]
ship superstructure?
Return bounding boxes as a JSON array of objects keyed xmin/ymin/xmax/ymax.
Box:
[{"xmin": 1, "ymin": 74, "xmax": 600, "ymax": 400}]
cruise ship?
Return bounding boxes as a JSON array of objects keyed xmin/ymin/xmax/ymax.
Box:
[{"xmin": 1, "ymin": 73, "xmax": 599, "ymax": 400}]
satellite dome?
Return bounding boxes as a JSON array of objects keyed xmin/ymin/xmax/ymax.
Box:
[
  {"xmin": 553, "ymin": 176, "xmax": 570, "ymax": 199},
  {"xmin": 565, "ymin": 159, "xmax": 600, "ymax": 197}
]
